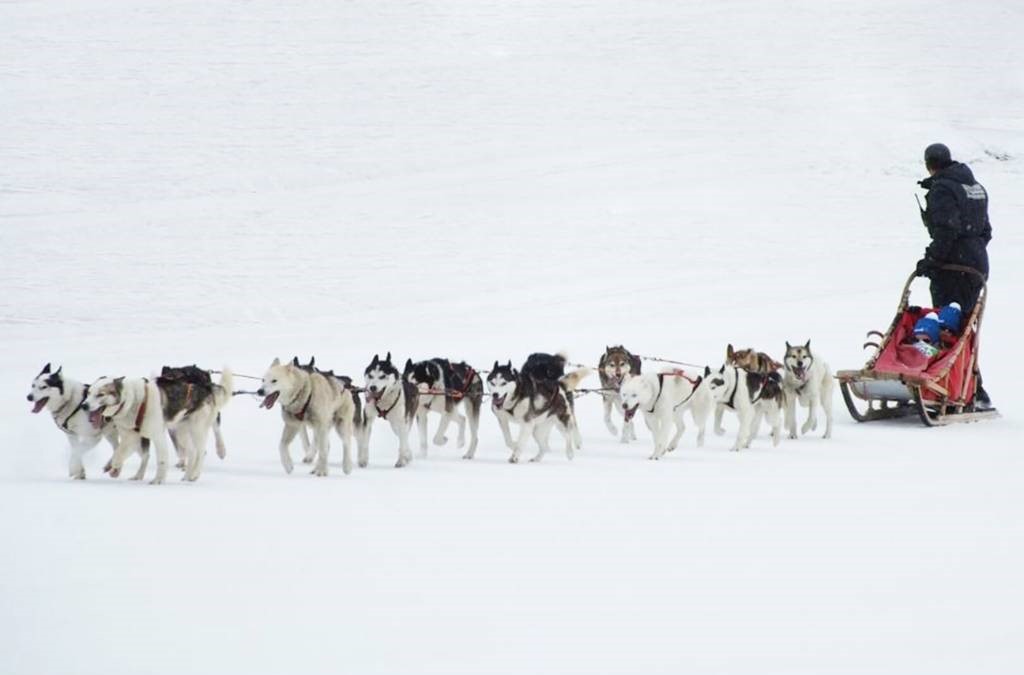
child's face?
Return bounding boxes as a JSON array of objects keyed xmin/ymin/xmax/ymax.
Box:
[{"xmin": 913, "ymin": 331, "xmax": 932, "ymax": 344}]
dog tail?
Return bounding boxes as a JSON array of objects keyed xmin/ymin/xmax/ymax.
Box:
[
  {"xmin": 560, "ymin": 367, "xmax": 590, "ymax": 391},
  {"xmin": 214, "ymin": 367, "xmax": 233, "ymax": 410}
]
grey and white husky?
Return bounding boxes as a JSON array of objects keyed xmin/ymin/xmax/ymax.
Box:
[
  {"xmin": 404, "ymin": 358, "xmax": 484, "ymax": 460},
  {"xmin": 84, "ymin": 369, "xmax": 232, "ymax": 483},
  {"xmin": 781, "ymin": 341, "xmax": 834, "ymax": 440},
  {"xmin": 598, "ymin": 345, "xmax": 642, "ymax": 443},
  {"xmin": 361, "ymin": 352, "xmax": 418, "ymax": 468},
  {"xmin": 258, "ymin": 357, "xmax": 362, "ymax": 477},
  {"xmin": 486, "ymin": 352, "xmax": 589, "ymax": 463},
  {"xmin": 704, "ymin": 365, "xmax": 783, "ymax": 451},
  {"xmin": 27, "ymin": 363, "xmax": 119, "ymax": 479}
]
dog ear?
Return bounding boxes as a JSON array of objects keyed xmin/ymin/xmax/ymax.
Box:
[
  {"xmin": 704, "ymin": 365, "xmax": 711, "ymax": 377},
  {"xmin": 404, "ymin": 358, "xmax": 413, "ymax": 373},
  {"xmin": 292, "ymin": 356, "xmax": 300, "ymax": 366},
  {"xmin": 371, "ymin": 354, "xmax": 379, "ymax": 366},
  {"xmin": 492, "ymin": 360, "xmax": 499, "ymax": 371},
  {"xmin": 113, "ymin": 377, "xmax": 124, "ymax": 394},
  {"xmin": 385, "ymin": 351, "xmax": 392, "ymax": 363},
  {"xmin": 506, "ymin": 360, "xmax": 512, "ymax": 369},
  {"xmin": 39, "ymin": 363, "xmax": 51, "ymax": 376},
  {"xmin": 54, "ymin": 365, "xmax": 62, "ymax": 376},
  {"xmin": 785, "ymin": 341, "xmax": 792, "ymax": 351},
  {"xmin": 727, "ymin": 344, "xmax": 735, "ymax": 359},
  {"xmin": 272, "ymin": 357, "xmax": 281, "ymax": 367},
  {"xmin": 804, "ymin": 339, "xmax": 811, "ymax": 351},
  {"xmin": 309, "ymin": 356, "xmax": 315, "ymax": 367},
  {"xmin": 718, "ymin": 365, "xmax": 725, "ymax": 374}
]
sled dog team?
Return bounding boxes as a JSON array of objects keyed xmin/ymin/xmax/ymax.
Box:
[{"xmin": 27, "ymin": 343, "xmax": 833, "ymax": 483}]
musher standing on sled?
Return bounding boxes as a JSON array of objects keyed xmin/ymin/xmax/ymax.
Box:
[{"xmin": 916, "ymin": 142, "xmax": 992, "ymax": 407}]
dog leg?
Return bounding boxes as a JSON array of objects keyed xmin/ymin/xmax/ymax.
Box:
[
  {"xmin": 312, "ymin": 426, "xmax": 329, "ymax": 477},
  {"xmin": 336, "ymin": 418, "xmax": 354, "ymax": 475},
  {"xmin": 627, "ymin": 418, "xmax": 638, "ymax": 442},
  {"xmin": 732, "ymin": 412, "xmax": 752, "ymax": 451},
  {"xmin": 649, "ymin": 417, "xmax": 669, "ymax": 460},
  {"xmin": 168, "ymin": 429, "xmax": 186, "ymax": 470},
  {"xmin": 496, "ymin": 414, "xmax": 515, "ymax": 450},
  {"xmin": 214, "ymin": 417, "xmax": 227, "ymax": 459},
  {"xmin": 529, "ymin": 420, "xmax": 554, "ymax": 463},
  {"xmin": 279, "ymin": 423, "xmax": 300, "ymax": 474},
  {"xmin": 131, "ymin": 438, "xmax": 150, "ymax": 481},
  {"xmin": 764, "ymin": 402, "xmax": 782, "ymax": 447},
  {"xmin": 150, "ymin": 433, "xmax": 171, "ymax": 485},
  {"xmin": 108, "ymin": 432, "xmax": 139, "ymax": 479},
  {"xmin": 602, "ymin": 395, "xmax": 618, "ymax": 437},
  {"xmin": 454, "ymin": 410, "xmax": 467, "ymax": 449},
  {"xmin": 801, "ymin": 397, "xmax": 818, "ymax": 435},
  {"xmin": 463, "ymin": 399, "xmax": 481, "ymax": 460},
  {"xmin": 188, "ymin": 421, "xmax": 212, "ymax": 481},
  {"xmin": 510, "ymin": 421, "xmax": 533, "ymax": 463},
  {"xmin": 175, "ymin": 428, "xmax": 198, "ymax": 481},
  {"xmin": 300, "ymin": 423, "xmax": 315, "ymax": 464},
  {"xmin": 391, "ymin": 416, "xmax": 412, "ymax": 468},
  {"xmin": 667, "ymin": 408, "xmax": 686, "ymax": 453},
  {"xmin": 358, "ymin": 413, "xmax": 373, "ymax": 468},
  {"xmin": 69, "ymin": 440, "xmax": 86, "ymax": 480},
  {"xmin": 714, "ymin": 405, "xmax": 726, "ymax": 436},
  {"xmin": 785, "ymin": 391, "xmax": 798, "ymax": 440},
  {"xmin": 691, "ymin": 398, "xmax": 710, "ymax": 448},
  {"xmin": 416, "ymin": 410, "xmax": 430, "ymax": 457}
]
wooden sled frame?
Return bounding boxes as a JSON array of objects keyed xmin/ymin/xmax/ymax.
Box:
[{"xmin": 836, "ymin": 265, "xmax": 999, "ymax": 426}]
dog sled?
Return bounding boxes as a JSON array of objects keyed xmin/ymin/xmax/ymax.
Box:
[{"xmin": 836, "ymin": 264, "xmax": 998, "ymax": 427}]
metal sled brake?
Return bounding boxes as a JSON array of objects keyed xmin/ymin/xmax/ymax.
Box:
[{"xmin": 836, "ymin": 264, "xmax": 999, "ymax": 427}]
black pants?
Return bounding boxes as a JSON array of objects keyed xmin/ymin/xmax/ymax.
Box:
[{"xmin": 930, "ymin": 270, "xmax": 984, "ymax": 317}]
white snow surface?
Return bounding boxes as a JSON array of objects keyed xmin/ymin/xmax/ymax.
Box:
[{"xmin": 3, "ymin": 1, "xmax": 1024, "ymax": 673}]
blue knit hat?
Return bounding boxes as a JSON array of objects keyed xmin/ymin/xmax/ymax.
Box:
[
  {"xmin": 912, "ymin": 312, "xmax": 941, "ymax": 344},
  {"xmin": 938, "ymin": 302, "xmax": 962, "ymax": 333}
]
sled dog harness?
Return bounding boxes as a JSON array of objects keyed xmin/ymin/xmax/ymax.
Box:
[
  {"xmin": 59, "ymin": 386, "xmax": 90, "ymax": 431},
  {"xmin": 672, "ymin": 376, "xmax": 703, "ymax": 411},
  {"xmin": 374, "ymin": 386, "xmax": 401, "ymax": 419},
  {"xmin": 289, "ymin": 382, "xmax": 313, "ymax": 422},
  {"xmin": 645, "ymin": 374, "xmax": 666, "ymax": 414},
  {"xmin": 723, "ymin": 368, "xmax": 740, "ymax": 410}
]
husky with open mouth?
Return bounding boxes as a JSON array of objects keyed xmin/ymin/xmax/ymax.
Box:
[
  {"xmin": 704, "ymin": 365, "xmax": 783, "ymax": 451},
  {"xmin": 258, "ymin": 357, "xmax": 362, "ymax": 476},
  {"xmin": 781, "ymin": 340, "xmax": 834, "ymax": 440},
  {"xmin": 598, "ymin": 345, "xmax": 642, "ymax": 444},
  {"xmin": 27, "ymin": 363, "xmax": 119, "ymax": 479},
  {"xmin": 618, "ymin": 370, "xmax": 712, "ymax": 460},
  {"xmin": 404, "ymin": 358, "xmax": 483, "ymax": 459},
  {"xmin": 361, "ymin": 352, "xmax": 418, "ymax": 468},
  {"xmin": 486, "ymin": 352, "xmax": 589, "ymax": 463}
]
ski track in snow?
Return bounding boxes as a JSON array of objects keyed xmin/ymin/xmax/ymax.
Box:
[{"xmin": 2, "ymin": 2, "xmax": 1024, "ymax": 673}]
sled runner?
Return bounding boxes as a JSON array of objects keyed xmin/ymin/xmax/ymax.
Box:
[{"xmin": 836, "ymin": 265, "xmax": 999, "ymax": 426}]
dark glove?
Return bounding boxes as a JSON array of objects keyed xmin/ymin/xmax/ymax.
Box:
[{"xmin": 915, "ymin": 258, "xmax": 936, "ymax": 277}]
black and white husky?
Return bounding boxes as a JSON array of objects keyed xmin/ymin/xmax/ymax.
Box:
[
  {"xmin": 704, "ymin": 365, "xmax": 783, "ymax": 451},
  {"xmin": 27, "ymin": 363, "xmax": 119, "ymax": 479},
  {"xmin": 598, "ymin": 345, "xmax": 642, "ymax": 443},
  {"xmin": 361, "ymin": 352, "xmax": 419, "ymax": 468},
  {"xmin": 486, "ymin": 353, "xmax": 589, "ymax": 463},
  {"xmin": 618, "ymin": 371, "xmax": 712, "ymax": 460},
  {"xmin": 781, "ymin": 341, "xmax": 834, "ymax": 440},
  {"xmin": 404, "ymin": 358, "xmax": 483, "ymax": 460},
  {"xmin": 258, "ymin": 357, "xmax": 362, "ymax": 476}
]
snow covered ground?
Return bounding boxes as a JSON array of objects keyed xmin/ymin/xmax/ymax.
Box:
[{"xmin": 2, "ymin": 1, "xmax": 1023, "ymax": 672}]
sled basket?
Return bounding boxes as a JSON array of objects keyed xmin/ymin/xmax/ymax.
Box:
[{"xmin": 835, "ymin": 265, "xmax": 998, "ymax": 426}]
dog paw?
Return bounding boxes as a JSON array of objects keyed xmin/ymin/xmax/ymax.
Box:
[
  {"xmin": 358, "ymin": 459, "xmax": 368, "ymax": 468},
  {"xmin": 302, "ymin": 456, "xmax": 314, "ymax": 464},
  {"xmin": 283, "ymin": 463, "xmax": 294, "ymax": 475},
  {"xmin": 394, "ymin": 457, "xmax": 409, "ymax": 468},
  {"xmin": 462, "ymin": 452, "xmax": 474, "ymax": 460},
  {"xmin": 149, "ymin": 477, "xmax": 164, "ymax": 485},
  {"xmin": 529, "ymin": 455, "xmax": 542, "ymax": 463},
  {"xmin": 175, "ymin": 460, "xmax": 186, "ymax": 469},
  {"xmin": 343, "ymin": 462, "xmax": 353, "ymax": 475},
  {"xmin": 432, "ymin": 435, "xmax": 448, "ymax": 446},
  {"xmin": 109, "ymin": 467, "xmax": 121, "ymax": 479},
  {"xmin": 715, "ymin": 428, "xmax": 726, "ymax": 436},
  {"xmin": 508, "ymin": 455, "xmax": 519, "ymax": 464}
]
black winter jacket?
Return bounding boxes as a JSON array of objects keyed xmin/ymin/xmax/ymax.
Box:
[{"xmin": 919, "ymin": 162, "xmax": 991, "ymax": 275}]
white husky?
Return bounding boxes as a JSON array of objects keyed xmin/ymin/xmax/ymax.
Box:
[
  {"xmin": 704, "ymin": 365, "xmax": 783, "ymax": 451},
  {"xmin": 361, "ymin": 353, "xmax": 418, "ymax": 468},
  {"xmin": 781, "ymin": 341, "xmax": 834, "ymax": 440},
  {"xmin": 618, "ymin": 371, "xmax": 712, "ymax": 460},
  {"xmin": 27, "ymin": 363, "xmax": 119, "ymax": 479},
  {"xmin": 257, "ymin": 358, "xmax": 362, "ymax": 476}
]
